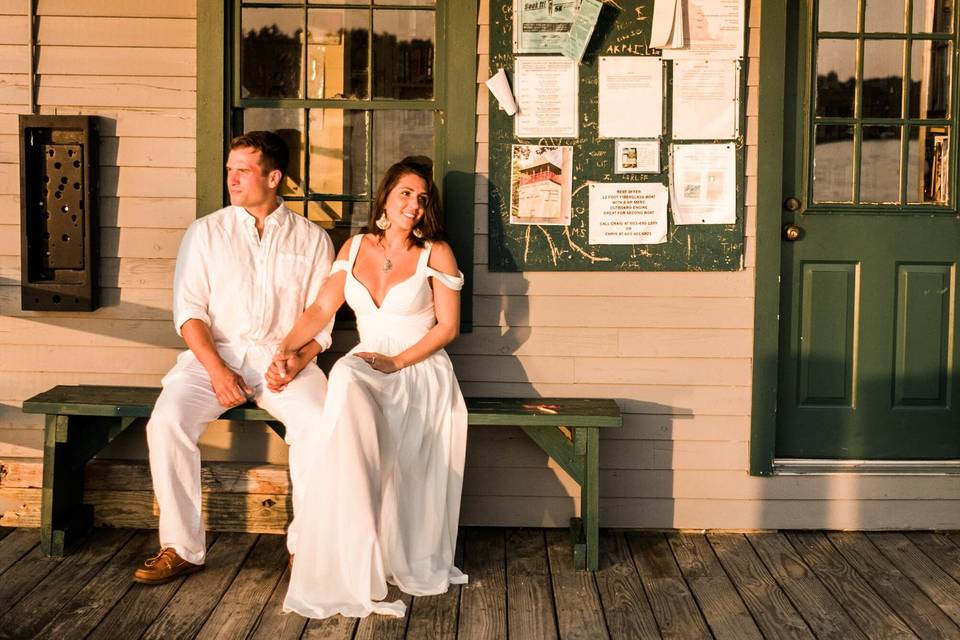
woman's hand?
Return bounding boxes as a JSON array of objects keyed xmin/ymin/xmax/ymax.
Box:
[{"xmin": 354, "ymin": 351, "xmax": 403, "ymax": 374}]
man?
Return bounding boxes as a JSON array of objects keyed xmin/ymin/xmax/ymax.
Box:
[{"xmin": 133, "ymin": 131, "xmax": 334, "ymax": 583}]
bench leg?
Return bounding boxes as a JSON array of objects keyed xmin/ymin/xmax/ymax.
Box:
[
  {"xmin": 571, "ymin": 427, "xmax": 600, "ymax": 571},
  {"xmin": 40, "ymin": 414, "xmax": 134, "ymax": 556},
  {"xmin": 41, "ymin": 415, "xmax": 92, "ymax": 556}
]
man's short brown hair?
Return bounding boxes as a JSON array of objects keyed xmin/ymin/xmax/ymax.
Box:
[{"xmin": 229, "ymin": 131, "xmax": 289, "ymax": 179}]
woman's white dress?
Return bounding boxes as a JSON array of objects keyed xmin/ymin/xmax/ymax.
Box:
[{"xmin": 283, "ymin": 235, "xmax": 468, "ymax": 619}]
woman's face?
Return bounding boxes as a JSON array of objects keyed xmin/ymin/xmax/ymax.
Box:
[{"xmin": 383, "ymin": 173, "xmax": 429, "ymax": 234}]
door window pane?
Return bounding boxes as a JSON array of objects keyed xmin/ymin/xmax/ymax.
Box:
[
  {"xmin": 241, "ymin": 9, "xmax": 304, "ymax": 99},
  {"xmin": 813, "ymin": 125, "xmax": 855, "ymax": 203},
  {"xmin": 307, "ymin": 10, "xmax": 369, "ymax": 99},
  {"xmin": 860, "ymin": 125, "xmax": 902, "ymax": 203},
  {"xmin": 243, "ymin": 109, "xmax": 305, "ymax": 197},
  {"xmin": 816, "ymin": 40, "xmax": 857, "ymax": 117},
  {"xmin": 865, "ymin": 0, "xmax": 905, "ymax": 32},
  {"xmin": 912, "ymin": 0, "xmax": 953, "ymax": 33},
  {"xmin": 863, "ymin": 39, "xmax": 904, "ymax": 117},
  {"xmin": 373, "ymin": 10, "xmax": 435, "ymax": 99},
  {"xmin": 907, "ymin": 125, "xmax": 950, "ymax": 202},
  {"xmin": 910, "ymin": 40, "xmax": 952, "ymax": 118},
  {"xmin": 372, "ymin": 110, "xmax": 434, "ymax": 181},
  {"xmin": 309, "ymin": 109, "xmax": 368, "ymax": 196},
  {"xmin": 818, "ymin": 1, "xmax": 858, "ymax": 32}
]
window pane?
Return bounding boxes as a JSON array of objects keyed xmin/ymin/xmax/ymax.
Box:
[
  {"xmin": 910, "ymin": 40, "xmax": 952, "ymax": 118},
  {"xmin": 241, "ymin": 9, "xmax": 304, "ymax": 99},
  {"xmin": 372, "ymin": 110, "xmax": 434, "ymax": 183},
  {"xmin": 308, "ymin": 109, "xmax": 368, "ymax": 196},
  {"xmin": 373, "ymin": 10, "xmax": 435, "ymax": 99},
  {"xmin": 818, "ymin": 1, "xmax": 858, "ymax": 32},
  {"xmin": 308, "ymin": 202, "xmax": 371, "ymax": 247},
  {"xmin": 912, "ymin": 0, "xmax": 953, "ymax": 33},
  {"xmin": 863, "ymin": 39, "xmax": 904, "ymax": 117},
  {"xmin": 375, "ymin": 0, "xmax": 435, "ymax": 4},
  {"xmin": 813, "ymin": 125, "xmax": 855, "ymax": 203},
  {"xmin": 860, "ymin": 125, "xmax": 902, "ymax": 203},
  {"xmin": 243, "ymin": 109, "xmax": 305, "ymax": 197},
  {"xmin": 907, "ymin": 125, "xmax": 950, "ymax": 202},
  {"xmin": 816, "ymin": 40, "xmax": 857, "ymax": 117},
  {"xmin": 307, "ymin": 9, "xmax": 369, "ymax": 99},
  {"xmin": 865, "ymin": 0, "xmax": 905, "ymax": 32},
  {"xmin": 310, "ymin": 0, "xmax": 369, "ymax": 4}
]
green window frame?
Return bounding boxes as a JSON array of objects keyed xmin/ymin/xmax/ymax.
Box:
[{"xmin": 197, "ymin": 0, "xmax": 477, "ymax": 329}]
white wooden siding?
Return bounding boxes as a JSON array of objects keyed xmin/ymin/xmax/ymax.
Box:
[{"xmin": 5, "ymin": 0, "xmax": 960, "ymax": 530}]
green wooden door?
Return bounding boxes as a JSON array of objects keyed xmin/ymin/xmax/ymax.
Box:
[{"xmin": 777, "ymin": 0, "xmax": 960, "ymax": 459}]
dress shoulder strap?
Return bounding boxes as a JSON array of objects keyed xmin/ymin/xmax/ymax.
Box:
[
  {"xmin": 348, "ymin": 233, "xmax": 365, "ymax": 266},
  {"xmin": 417, "ymin": 241, "xmax": 434, "ymax": 271}
]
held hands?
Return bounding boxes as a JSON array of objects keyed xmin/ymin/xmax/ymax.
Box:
[
  {"xmin": 268, "ymin": 349, "xmax": 309, "ymax": 392},
  {"xmin": 211, "ymin": 365, "xmax": 253, "ymax": 408},
  {"xmin": 354, "ymin": 351, "xmax": 402, "ymax": 374}
]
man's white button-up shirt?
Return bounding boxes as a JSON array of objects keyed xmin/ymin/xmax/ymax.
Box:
[{"xmin": 172, "ymin": 201, "xmax": 336, "ymax": 368}]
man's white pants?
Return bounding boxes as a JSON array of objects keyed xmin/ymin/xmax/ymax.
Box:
[{"xmin": 146, "ymin": 348, "xmax": 328, "ymax": 565}]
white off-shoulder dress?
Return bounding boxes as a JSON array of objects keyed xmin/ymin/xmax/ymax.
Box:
[{"xmin": 283, "ymin": 235, "xmax": 468, "ymax": 619}]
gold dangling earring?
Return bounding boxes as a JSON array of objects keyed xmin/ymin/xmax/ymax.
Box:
[
  {"xmin": 375, "ymin": 212, "xmax": 391, "ymax": 230},
  {"xmin": 412, "ymin": 226, "xmax": 424, "ymax": 239}
]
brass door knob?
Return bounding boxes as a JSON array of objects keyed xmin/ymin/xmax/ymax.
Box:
[
  {"xmin": 783, "ymin": 223, "xmax": 802, "ymax": 241},
  {"xmin": 784, "ymin": 197, "xmax": 802, "ymax": 211}
]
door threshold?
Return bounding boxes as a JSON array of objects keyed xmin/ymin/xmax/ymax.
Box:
[{"xmin": 774, "ymin": 458, "xmax": 960, "ymax": 475}]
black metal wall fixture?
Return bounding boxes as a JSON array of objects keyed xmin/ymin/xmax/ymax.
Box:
[{"xmin": 20, "ymin": 115, "xmax": 99, "ymax": 311}]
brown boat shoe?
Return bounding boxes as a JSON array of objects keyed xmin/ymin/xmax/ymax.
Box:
[{"xmin": 133, "ymin": 547, "xmax": 203, "ymax": 584}]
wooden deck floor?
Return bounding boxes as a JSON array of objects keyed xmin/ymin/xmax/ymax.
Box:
[{"xmin": 3, "ymin": 527, "xmax": 960, "ymax": 639}]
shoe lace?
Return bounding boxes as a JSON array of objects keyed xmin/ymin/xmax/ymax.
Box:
[{"xmin": 143, "ymin": 547, "xmax": 177, "ymax": 568}]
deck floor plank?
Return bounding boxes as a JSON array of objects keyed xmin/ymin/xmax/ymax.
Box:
[
  {"xmin": 826, "ymin": 531, "xmax": 960, "ymax": 639},
  {"xmin": 546, "ymin": 528, "xmax": 609, "ymax": 640},
  {"xmin": 0, "ymin": 527, "xmax": 132, "ymax": 639},
  {"xmin": 36, "ymin": 530, "xmax": 156, "ymax": 640},
  {"xmin": 139, "ymin": 532, "xmax": 259, "ymax": 640},
  {"xmin": 247, "ymin": 566, "xmax": 309, "ymax": 640},
  {"xmin": 593, "ymin": 531, "xmax": 659, "ymax": 640},
  {"xmin": 707, "ymin": 533, "xmax": 814, "ymax": 639},
  {"xmin": 786, "ymin": 532, "xmax": 917, "ymax": 639},
  {"xmin": 7, "ymin": 528, "xmax": 960, "ymax": 639},
  {"xmin": 626, "ymin": 532, "xmax": 711, "ymax": 640},
  {"xmin": 869, "ymin": 532, "xmax": 960, "ymax": 628},
  {"xmin": 668, "ymin": 533, "xmax": 763, "ymax": 640},
  {"xmin": 406, "ymin": 531, "xmax": 464, "ymax": 640},
  {"xmin": 457, "ymin": 527, "xmax": 507, "ymax": 640},
  {"xmin": 86, "ymin": 533, "xmax": 219, "ymax": 640},
  {"xmin": 353, "ymin": 584, "xmax": 411, "ymax": 640},
  {"xmin": 195, "ymin": 533, "xmax": 288, "ymax": 639},
  {"xmin": 748, "ymin": 533, "xmax": 866, "ymax": 640},
  {"xmin": 0, "ymin": 527, "xmax": 39, "ymax": 577},
  {"xmin": 506, "ymin": 528, "xmax": 559, "ymax": 640}
]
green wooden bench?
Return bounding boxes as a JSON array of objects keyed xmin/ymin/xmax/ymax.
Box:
[{"xmin": 21, "ymin": 385, "xmax": 622, "ymax": 569}]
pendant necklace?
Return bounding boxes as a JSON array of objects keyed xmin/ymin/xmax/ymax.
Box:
[{"xmin": 380, "ymin": 239, "xmax": 393, "ymax": 272}]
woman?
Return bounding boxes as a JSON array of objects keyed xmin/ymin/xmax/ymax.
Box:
[{"xmin": 277, "ymin": 157, "xmax": 468, "ymax": 618}]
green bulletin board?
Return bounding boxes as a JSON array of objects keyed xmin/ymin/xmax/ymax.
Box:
[{"xmin": 488, "ymin": 0, "xmax": 746, "ymax": 272}]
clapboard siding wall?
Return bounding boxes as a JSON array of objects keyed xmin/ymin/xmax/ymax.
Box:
[
  {"xmin": 5, "ymin": 0, "xmax": 960, "ymax": 530},
  {"xmin": 0, "ymin": 0, "xmax": 196, "ymax": 469}
]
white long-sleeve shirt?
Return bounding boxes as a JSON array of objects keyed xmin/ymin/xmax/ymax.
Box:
[{"xmin": 172, "ymin": 201, "xmax": 335, "ymax": 369}]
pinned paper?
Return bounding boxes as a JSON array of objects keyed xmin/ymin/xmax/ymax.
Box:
[
  {"xmin": 669, "ymin": 143, "xmax": 736, "ymax": 224},
  {"xmin": 651, "ymin": 0, "xmax": 684, "ymax": 49},
  {"xmin": 560, "ymin": 0, "xmax": 603, "ymax": 63},
  {"xmin": 485, "ymin": 68, "xmax": 518, "ymax": 116}
]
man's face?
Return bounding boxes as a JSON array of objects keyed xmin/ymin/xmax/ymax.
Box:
[{"xmin": 225, "ymin": 147, "xmax": 280, "ymax": 210}]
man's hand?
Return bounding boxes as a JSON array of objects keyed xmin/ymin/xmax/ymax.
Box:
[
  {"xmin": 210, "ymin": 365, "xmax": 253, "ymax": 407},
  {"xmin": 266, "ymin": 350, "xmax": 310, "ymax": 392}
]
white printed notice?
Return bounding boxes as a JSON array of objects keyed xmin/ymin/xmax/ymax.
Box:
[
  {"xmin": 515, "ymin": 56, "xmax": 579, "ymax": 139},
  {"xmin": 598, "ymin": 56, "xmax": 663, "ymax": 138},
  {"xmin": 662, "ymin": 0, "xmax": 745, "ymax": 59},
  {"xmin": 589, "ymin": 182, "xmax": 668, "ymax": 245},
  {"xmin": 670, "ymin": 143, "xmax": 736, "ymax": 224},
  {"xmin": 672, "ymin": 59, "xmax": 739, "ymax": 140}
]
